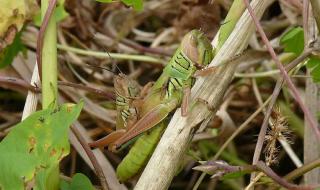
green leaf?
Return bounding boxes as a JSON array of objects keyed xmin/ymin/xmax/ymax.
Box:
[
  {"xmin": 33, "ymin": 0, "xmax": 69, "ymax": 26},
  {"xmin": 306, "ymin": 56, "xmax": 320, "ymax": 83},
  {"xmin": 54, "ymin": 2, "xmax": 69, "ymax": 22},
  {"xmin": 280, "ymin": 27, "xmax": 304, "ymax": 55},
  {"xmin": 0, "ymin": 31, "xmax": 26, "ymax": 68},
  {"xmin": 0, "ymin": 102, "xmax": 83, "ymax": 190},
  {"xmin": 122, "ymin": 0, "xmax": 143, "ymax": 11},
  {"xmin": 60, "ymin": 173, "xmax": 94, "ymax": 190},
  {"xmin": 95, "ymin": 0, "xmax": 143, "ymax": 11}
]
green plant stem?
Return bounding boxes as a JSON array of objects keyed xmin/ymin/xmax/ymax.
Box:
[
  {"xmin": 235, "ymin": 70, "xmax": 280, "ymax": 78},
  {"xmin": 42, "ymin": 0, "xmax": 58, "ymax": 109},
  {"xmin": 41, "ymin": 0, "xmax": 58, "ymax": 189},
  {"xmin": 216, "ymin": 0, "xmax": 245, "ymax": 51},
  {"xmin": 57, "ymin": 44, "xmax": 166, "ymax": 65}
]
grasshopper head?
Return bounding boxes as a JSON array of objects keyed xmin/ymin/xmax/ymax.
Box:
[
  {"xmin": 114, "ymin": 74, "xmax": 140, "ymax": 98},
  {"xmin": 181, "ymin": 30, "xmax": 214, "ymax": 68}
]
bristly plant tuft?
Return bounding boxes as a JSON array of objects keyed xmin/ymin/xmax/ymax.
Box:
[{"xmin": 264, "ymin": 107, "xmax": 292, "ymax": 166}]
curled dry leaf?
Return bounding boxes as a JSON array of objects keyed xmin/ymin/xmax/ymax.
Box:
[
  {"xmin": 0, "ymin": 0, "xmax": 38, "ymax": 50},
  {"xmin": 193, "ymin": 160, "xmax": 249, "ymax": 180}
]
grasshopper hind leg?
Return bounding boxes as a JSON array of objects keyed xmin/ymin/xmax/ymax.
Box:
[{"xmin": 88, "ymin": 129, "xmax": 126, "ymax": 150}]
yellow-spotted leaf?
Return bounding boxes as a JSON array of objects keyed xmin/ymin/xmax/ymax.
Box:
[{"xmin": 0, "ymin": 102, "xmax": 83, "ymax": 190}]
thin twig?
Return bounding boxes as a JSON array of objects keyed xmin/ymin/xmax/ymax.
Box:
[
  {"xmin": 70, "ymin": 125, "xmax": 109, "ymax": 190},
  {"xmin": 255, "ymin": 161, "xmax": 313, "ymax": 190},
  {"xmin": 0, "ymin": 76, "xmax": 115, "ymax": 99},
  {"xmin": 244, "ymin": 0, "xmax": 320, "ymax": 140},
  {"xmin": 0, "ymin": 76, "xmax": 40, "ymax": 92},
  {"xmin": 213, "ymin": 96, "xmax": 271, "ymax": 160},
  {"xmin": 191, "ymin": 96, "xmax": 271, "ymax": 190},
  {"xmin": 244, "ymin": 0, "xmax": 320, "ymax": 141},
  {"xmin": 58, "ymin": 81, "xmax": 115, "ymax": 100},
  {"xmin": 57, "ymin": 44, "xmax": 166, "ymax": 65},
  {"xmin": 194, "ymin": 160, "xmax": 313, "ymax": 190},
  {"xmin": 36, "ymin": 0, "xmax": 57, "ymax": 80},
  {"xmin": 285, "ymin": 158, "xmax": 320, "ymax": 181},
  {"xmin": 303, "ymin": 0, "xmax": 310, "ymax": 48},
  {"xmin": 249, "ymin": 49, "xmax": 314, "ymax": 186},
  {"xmin": 93, "ymin": 24, "xmax": 172, "ymax": 57},
  {"xmin": 244, "ymin": 0, "xmax": 320, "ymax": 187}
]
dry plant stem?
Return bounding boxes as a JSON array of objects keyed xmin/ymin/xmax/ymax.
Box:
[
  {"xmin": 245, "ymin": 1, "xmax": 320, "ymax": 188},
  {"xmin": 249, "ymin": 49, "xmax": 314, "ymax": 186},
  {"xmin": 94, "ymin": 25, "xmax": 171, "ymax": 57},
  {"xmin": 252, "ymin": 70, "xmax": 302, "ymax": 168},
  {"xmin": 134, "ymin": 1, "xmax": 271, "ymax": 189},
  {"xmin": 194, "ymin": 95, "xmax": 271, "ymax": 189},
  {"xmin": 254, "ymin": 161, "xmax": 313, "ymax": 190},
  {"xmin": 22, "ymin": 66, "xmax": 40, "ymax": 120},
  {"xmin": 303, "ymin": 0, "xmax": 310, "ymax": 46},
  {"xmin": 213, "ymin": 96, "xmax": 271, "ymax": 160},
  {"xmin": 285, "ymin": 158, "xmax": 320, "ymax": 181},
  {"xmin": 58, "ymin": 81, "xmax": 115, "ymax": 100},
  {"xmin": 196, "ymin": 161, "xmax": 312, "ymax": 190},
  {"xmin": 310, "ymin": 0, "xmax": 320, "ymax": 30},
  {"xmin": 36, "ymin": 0, "xmax": 57, "ymax": 80},
  {"xmin": 0, "ymin": 76, "xmax": 40, "ymax": 92},
  {"xmin": 70, "ymin": 125, "xmax": 109, "ymax": 190},
  {"xmin": 304, "ymin": 9, "xmax": 320, "ymax": 184},
  {"xmin": 196, "ymin": 46, "xmax": 314, "ymax": 190},
  {"xmin": 244, "ymin": 0, "xmax": 320, "ymax": 139},
  {"xmin": 0, "ymin": 76, "xmax": 115, "ymax": 99},
  {"xmin": 245, "ymin": 173, "xmax": 264, "ymax": 190}
]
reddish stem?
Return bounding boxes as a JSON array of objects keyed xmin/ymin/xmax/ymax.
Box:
[
  {"xmin": 243, "ymin": 0, "xmax": 320, "ymax": 142},
  {"xmin": 36, "ymin": 0, "xmax": 58, "ymax": 80}
]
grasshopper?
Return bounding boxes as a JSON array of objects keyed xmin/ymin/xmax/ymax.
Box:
[
  {"xmin": 89, "ymin": 73, "xmax": 146, "ymax": 147},
  {"xmin": 110, "ymin": 30, "xmax": 214, "ymax": 150},
  {"xmin": 114, "ymin": 73, "xmax": 140, "ymax": 130},
  {"xmin": 90, "ymin": 30, "xmax": 214, "ymax": 181}
]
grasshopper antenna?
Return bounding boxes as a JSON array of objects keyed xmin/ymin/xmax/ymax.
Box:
[
  {"xmin": 103, "ymin": 47, "xmax": 125, "ymax": 75},
  {"xmin": 92, "ymin": 31, "xmax": 125, "ymax": 75},
  {"xmin": 85, "ymin": 63, "xmax": 117, "ymax": 75}
]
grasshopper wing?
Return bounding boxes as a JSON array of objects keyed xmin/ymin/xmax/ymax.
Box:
[
  {"xmin": 89, "ymin": 129, "xmax": 126, "ymax": 148},
  {"xmin": 112, "ymin": 99, "xmax": 179, "ymax": 150}
]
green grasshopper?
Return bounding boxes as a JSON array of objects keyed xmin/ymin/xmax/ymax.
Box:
[{"xmin": 90, "ymin": 30, "xmax": 214, "ymax": 181}]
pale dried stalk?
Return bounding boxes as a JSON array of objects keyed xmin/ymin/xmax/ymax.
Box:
[
  {"xmin": 310, "ymin": 0, "xmax": 320, "ymax": 29},
  {"xmin": 22, "ymin": 63, "xmax": 40, "ymax": 120},
  {"xmin": 134, "ymin": 0, "xmax": 272, "ymax": 189},
  {"xmin": 304, "ymin": 8, "xmax": 320, "ymax": 184}
]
